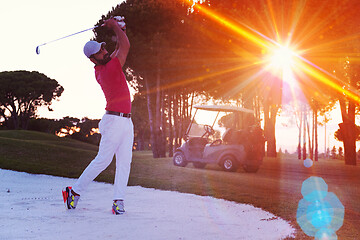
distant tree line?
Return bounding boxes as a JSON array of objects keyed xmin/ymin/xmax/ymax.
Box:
[{"xmin": 1, "ymin": 116, "xmax": 101, "ymax": 146}]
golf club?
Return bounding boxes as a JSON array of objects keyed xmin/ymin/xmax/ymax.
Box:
[
  {"xmin": 35, "ymin": 16, "xmax": 125, "ymax": 55},
  {"xmin": 35, "ymin": 25, "xmax": 101, "ymax": 54}
]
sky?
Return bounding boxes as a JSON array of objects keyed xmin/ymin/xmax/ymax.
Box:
[
  {"xmin": 0, "ymin": 169, "xmax": 295, "ymax": 239},
  {"xmin": 0, "ymin": 0, "xmax": 349, "ymax": 154}
]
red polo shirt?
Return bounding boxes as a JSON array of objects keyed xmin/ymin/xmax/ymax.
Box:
[{"xmin": 94, "ymin": 58, "xmax": 131, "ymax": 113}]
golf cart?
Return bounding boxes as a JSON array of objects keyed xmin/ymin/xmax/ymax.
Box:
[{"xmin": 173, "ymin": 105, "xmax": 265, "ymax": 173}]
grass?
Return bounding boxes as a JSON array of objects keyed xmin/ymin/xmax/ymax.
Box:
[{"xmin": 1, "ymin": 130, "xmax": 360, "ymax": 239}]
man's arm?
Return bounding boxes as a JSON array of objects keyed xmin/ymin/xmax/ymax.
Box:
[{"xmin": 104, "ymin": 18, "xmax": 130, "ymax": 67}]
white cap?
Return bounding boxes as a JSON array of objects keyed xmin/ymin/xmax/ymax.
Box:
[{"xmin": 83, "ymin": 41, "xmax": 106, "ymax": 58}]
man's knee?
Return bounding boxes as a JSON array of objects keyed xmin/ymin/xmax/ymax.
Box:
[{"xmin": 91, "ymin": 155, "xmax": 113, "ymax": 170}]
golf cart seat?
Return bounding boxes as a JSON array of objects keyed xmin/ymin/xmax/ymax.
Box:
[
  {"xmin": 188, "ymin": 137, "xmax": 208, "ymax": 158},
  {"xmin": 188, "ymin": 137, "xmax": 208, "ymax": 147}
]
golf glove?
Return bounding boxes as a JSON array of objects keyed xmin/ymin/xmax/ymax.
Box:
[{"xmin": 114, "ymin": 16, "xmax": 126, "ymax": 30}]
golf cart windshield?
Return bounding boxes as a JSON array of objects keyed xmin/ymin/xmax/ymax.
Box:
[{"xmin": 187, "ymin": 123, "xmax": 214, "ymax": 138}]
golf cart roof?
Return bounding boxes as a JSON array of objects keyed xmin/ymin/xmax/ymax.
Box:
[{"xmin": 194, "ymin": 105, "xmax": 254, "ymax": 113}]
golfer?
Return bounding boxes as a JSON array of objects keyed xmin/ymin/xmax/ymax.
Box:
[{"xmin": 63, "ymin": 17, "xmax": 133, "ymax": 215}]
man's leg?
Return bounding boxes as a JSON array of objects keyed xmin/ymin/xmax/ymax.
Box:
[
  {"xmin": 72, "ymin": 115, "xmax": 120, "ymax": 195},
  {"xmin": 113, "ymin": 118, "xmax": 134, "ymax": 201}
]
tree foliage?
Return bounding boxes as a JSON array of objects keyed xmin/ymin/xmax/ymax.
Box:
[
  {"xmin": 131, "ymin": 93, "xmax": 150, "ymax": 150},
  {"xmin": 0, "ymin": 71, "xmax": 63, "ymax": 129}
]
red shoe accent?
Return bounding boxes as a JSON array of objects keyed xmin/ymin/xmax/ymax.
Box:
[
  {"xmin": 62, "ymin": 190, "xmax": 67, "ymax": 203},
  {"xmin": 62, "ymin": 187, "xmax": 72, "ymax": 203}
]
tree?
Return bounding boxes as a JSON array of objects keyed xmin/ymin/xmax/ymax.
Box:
[
  {"xmin": 0, "ymin": 71, "xmax": 63, "ymax": 130},
  {"xmin": 334, "ymin": 58, "xmax": 360, "ymax": 165},
  {"xmin": 94, "ymin": 0, "xmax": 197, "ymax": 158},
  {"xmin": 331, "ymin": 146, "xmax": 337, "ymax": 159},
  {"xmin": 338, "ymin": 146, "xmax": 344, "ymax": 159},
  {"xmin": 300, "ymin": 0, "xmax": 360, "ymax": 166},
  {"xmin": 326, "ymin": 147, "xmax": 330, "ymax": 159}
]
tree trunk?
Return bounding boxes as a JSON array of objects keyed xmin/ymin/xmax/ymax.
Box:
[
  {"xmin": 9, "ymin": 101, "xmax": 19, "ymax": 129},
  {"xmin": 268, "ymin": 111, "xmax": 277, "ymax": 157},
  {"xmin": 168, "ymin": 93, "xmax": 174, "ymax": 157},
  {"xmin": 311, "ymin": 110, "xmax": 315, "ymax": 160},
  {"xmin": 307, "ymin": 113, "xmax": 312, "ymax": 160},
  {"xmin": 264, "ymin": 103, "xmax": 278, "ymax": 157},
  {"xmin": 189, "ymin": 91, "xmax": 195, "ymax": 118},
  {"xmin": 11, "ymin": 115, "xmax": 19, "ymax": 129},
  {"xmin": 183, "ymin": 93, "xmax": 189, "ymax": 119},
  {"xmin": 315, "ymin": 109, "xmax": 318, "ymax": 162},
  {"xmin": 138, "ymin": 132, "xmax": 145, "ymax": 150},
  {"xmin": 339, "ymin": 99, "xmax": 356, "ymax": 165},
  {"xmin": 145, "ymin": 77, "xmax": 158, "ymax": 158},
  {"xmin": 178, "ymin": 95, "xmax": 183, "ymax": 147},
  {"xmin": 302, "ymin": 109, "xmax": 306, "ymax": 160},
  {"xmin": 159, "ymin": 90, "xmax": 166, "ymax": 157},
  {"xmin": 150, "ymin": 58, "xmax": 164, "ymax": 158},
  {"xmin": 173, "ymin": 93, "xmax": 180, "ymax": 150},
  {"xmin": 298, "ymin": 110, "xmax": 302, "ymax": 160}
]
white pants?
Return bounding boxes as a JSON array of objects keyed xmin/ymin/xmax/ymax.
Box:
[{"xmin": 73, "ymin": 114, "xmax": 134, "ymax": 200}]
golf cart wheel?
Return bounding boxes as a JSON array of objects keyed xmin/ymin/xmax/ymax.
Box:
[
  {"xmin": 221, "ymin": 155, "xmax": 238, "ymax": 172},
  {"xmin": 193, "ymin": 162, "xmax": 207, "ymax": 169},
  {"xmin": 242, "ymin": 163, "xmax": 260, "ymax": 173},
  {"xmin": 173, "ymin": 151, "xmax": 188, "ymax": 167}
]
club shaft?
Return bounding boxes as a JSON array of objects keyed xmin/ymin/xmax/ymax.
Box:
[{"xmin": 38, "ymin": 26, "xmax": 98, "ymax": 47}]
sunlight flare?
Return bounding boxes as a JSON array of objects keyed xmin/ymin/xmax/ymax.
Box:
[
  {"xmin": 183, "ymin": 0, "xmax": 360, "ymax": 104},
  {"xmin": 265, "ymin": 45, "xmax": 299, "ymax": 88},
  {"xmin": 269, "ymin": 46, "xmax": 295, "ymax": 70}
]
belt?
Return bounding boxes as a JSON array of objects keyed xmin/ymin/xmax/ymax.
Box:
[{"xmin": 106, "ymin": 110, "xmax": 131, "ymax": 118}]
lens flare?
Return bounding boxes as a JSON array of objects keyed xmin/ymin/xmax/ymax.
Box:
[
  {"xmin": 304, "ymin": 158, "xmax": 314, "ymax": 168},
  {"xmin": 181, "ymin": 0, "xmax": 360, "ymax": 105},
  {"xmin": 297, "ymin": 177, "xmax": 344, "ymax": 238}
]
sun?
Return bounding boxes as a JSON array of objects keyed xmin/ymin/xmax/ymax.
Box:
[
  {"xmin": 269, "ymin": 46, "xmax": 294, "ymax": 69},
  {"xmin": 266, "ymin": 45, "xmax": 298, "ymax": 86}
]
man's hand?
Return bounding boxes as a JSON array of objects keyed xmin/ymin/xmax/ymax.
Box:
[
  {"xmin": 104, "ymin": 18, "xmax": 119, "ymax": 29},
  {"xmin": 114, "ymin": 16, "xmax": 126, "ymax": 30},
  {"xmin": 104, "ymin": 17, "xmax": 126, "ymax": 31}
]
